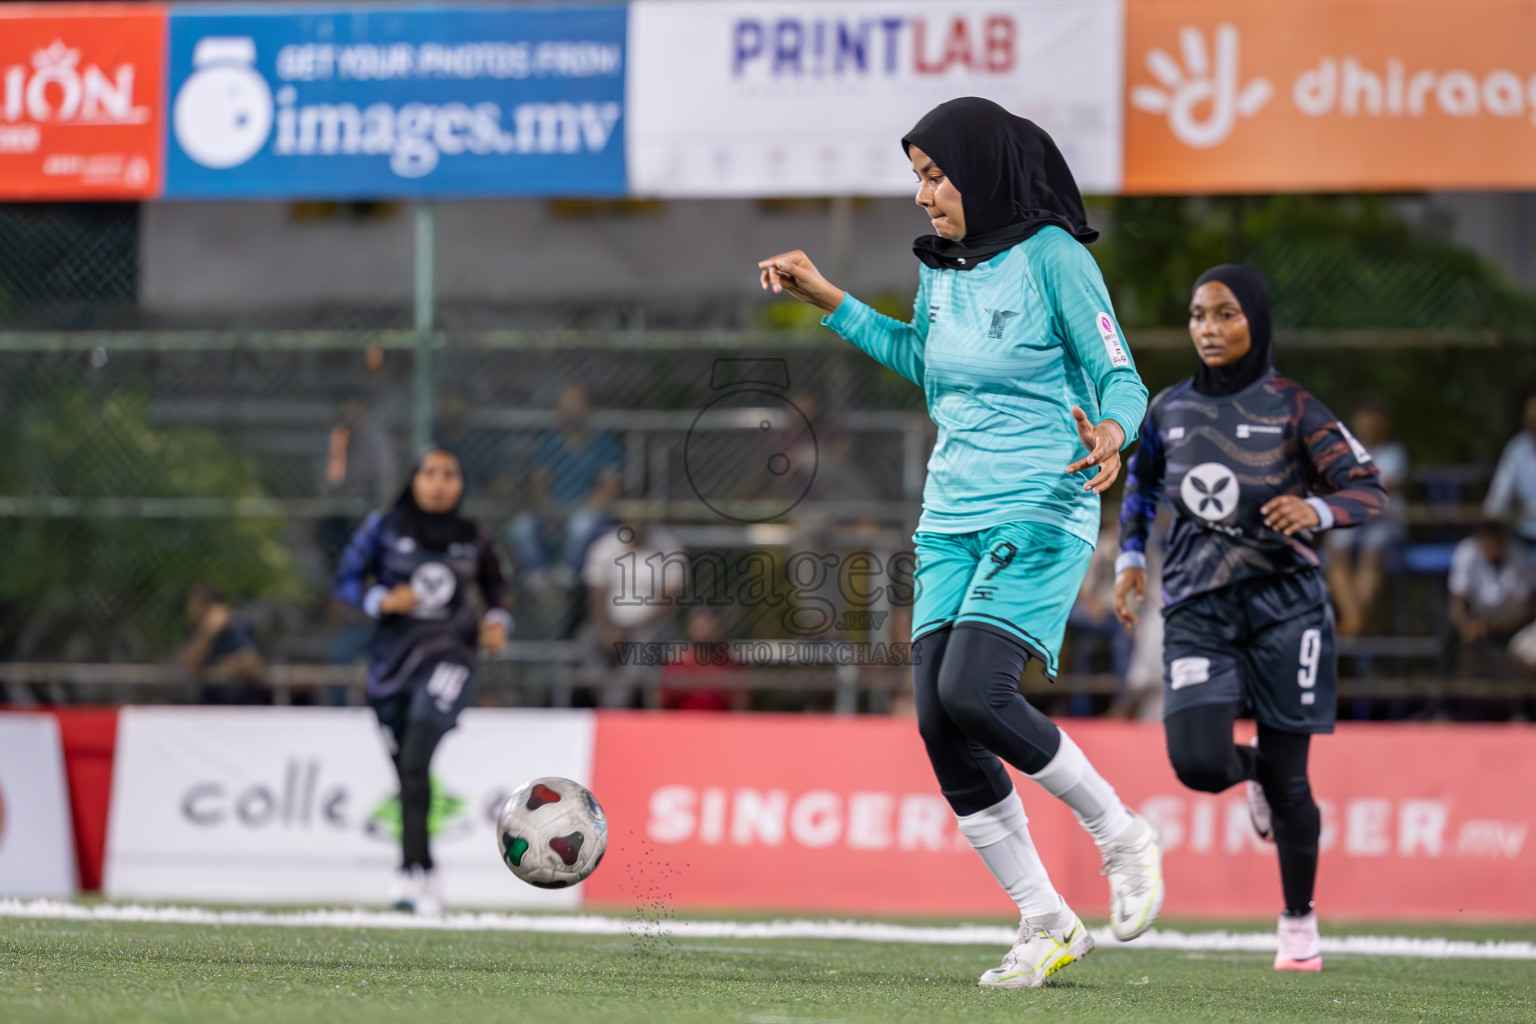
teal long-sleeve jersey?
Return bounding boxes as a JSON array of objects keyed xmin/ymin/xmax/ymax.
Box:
[{"xmin": 822, "ymin": 224, "xmax": 1149, "ymax": 546}]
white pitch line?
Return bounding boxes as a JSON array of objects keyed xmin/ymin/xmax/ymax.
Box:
[{"xmin": 2, "ymin": 899, "xmax": 1532, "ymax": 961}]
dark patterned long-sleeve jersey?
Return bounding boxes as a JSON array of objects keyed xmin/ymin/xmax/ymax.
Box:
[
  {"xmin": 333, "ymin": 509, "xmax": 511, "ymax": 696},
  {"xmin": 1117, "ymin": 371, "xmax": 1388, "ymax": 608}
]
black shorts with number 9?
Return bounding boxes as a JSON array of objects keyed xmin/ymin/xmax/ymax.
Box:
[
  {"xmin": 370, "ymin": 649, "xmax": 478, "ymax": 749},
  {"xmin": 1161, "ymin": 569, "xmax": 1336, "ymax": 734}
]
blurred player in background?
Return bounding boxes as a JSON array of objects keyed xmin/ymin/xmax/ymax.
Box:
[
  {"xmin": 1114, "ymin": 266, "xmax": 1388, "ymax": 971},
  {"xmin": 759, "ymin": 97, "xmax": 1162, "ymax": 990},
  {"xmin": 334, "ymin": 446, "xmax": 512, "ymax": 915}
]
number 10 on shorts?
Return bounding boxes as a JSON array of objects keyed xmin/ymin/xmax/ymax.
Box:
[{"xmin": 1296, "ymin": 628, "xmax": 1322, "ymax": 705}]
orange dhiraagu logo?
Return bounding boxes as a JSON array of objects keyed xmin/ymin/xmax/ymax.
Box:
[{"xmin": 1124, "ymin": 0, "xmax": 1536, "ymax": 193}]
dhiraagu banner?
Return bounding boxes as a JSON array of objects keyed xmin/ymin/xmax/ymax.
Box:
[{"xmin": 164, "ymin": 3, "xmax": 627, "ymax": 198}]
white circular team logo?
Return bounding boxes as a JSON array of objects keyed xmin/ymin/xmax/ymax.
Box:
[
  {"xmin": 410, "ymin": 562, "xmax": 457, "ymax": 612},
  {"xmin": 173, "ymin": 37, "xmax": 274, "ymax": 169},
  {"xmin": 1180, "ymin": 462, "xmax": 1240, "ymax": 522}
]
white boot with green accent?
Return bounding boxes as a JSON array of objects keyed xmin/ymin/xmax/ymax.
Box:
[
  {"xmin": 1098, "ymin": 812, "xmax": 1165, "ymax": 940},
  {"xmin": 978, "ymin": 904, "xmax": 1094, "ymax": 989}
]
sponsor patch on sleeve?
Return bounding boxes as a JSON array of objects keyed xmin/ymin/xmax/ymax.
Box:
[
  {"xmin": 1095, "ymin": 312, "xmax": 1129, "ymax": 368},
  {"xmin": 1338, "ymin": 423, "xmax": 1374, "ymax": 464}
]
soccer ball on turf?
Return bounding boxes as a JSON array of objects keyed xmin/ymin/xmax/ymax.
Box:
[{"xmin": 496, "ymin": 777, "xmax": 608, "ymax": 888}]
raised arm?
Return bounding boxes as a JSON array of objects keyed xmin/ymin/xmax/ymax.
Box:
[{"xmin": 759, "ymin": 249, "xmax": 926, "ymax": 387}]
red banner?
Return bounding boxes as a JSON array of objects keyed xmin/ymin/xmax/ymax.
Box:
[
  {"xmin": 0, "ymin": 4, "xmax": 165, "ymax": 199},
  {"xmin": 588, "ymin": 714, "xmax": 1536, "ymax": 920}
]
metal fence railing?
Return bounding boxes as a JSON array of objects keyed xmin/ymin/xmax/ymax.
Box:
[{"xmin": 0, "ymin": 327, "xmax": 1518, "ymax": 691}]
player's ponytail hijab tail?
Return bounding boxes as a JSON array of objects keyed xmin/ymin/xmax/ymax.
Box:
[
  {"xmin": 1192, "ymin": 265, "xmax": 1274, "ymax": 397},
  {"xmin": 392, "ymin": 445, "xmax": 477, "ymax": 550},
  {"xmin": 901, "ymin": 96, "xmax": 1097, "ymax": 271}
]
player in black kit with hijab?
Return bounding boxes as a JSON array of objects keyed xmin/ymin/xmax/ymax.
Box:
[
  {"xmin": 1113, "ymin": 266, "xmax": 1387, "ymax": 971},
  {"xmin": 334, "ymin": 446, "xmax": 512, "ymax": 915}
]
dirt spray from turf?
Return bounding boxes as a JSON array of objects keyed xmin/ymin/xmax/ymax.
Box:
[{"xmin": 621, "ymin": 834, "xmax": 682, "ymax": 966}]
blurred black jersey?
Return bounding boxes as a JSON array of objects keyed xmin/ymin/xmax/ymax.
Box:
[{"xmin": 334, "ymin": 508, "xmax": 508, "ymax": 696}]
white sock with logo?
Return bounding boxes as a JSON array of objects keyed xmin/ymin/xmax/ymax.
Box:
[
  {"xmin": 1028, "ymin": 730, "xmax": 1138, "ymax": 845},
  {"xmin": 954, "ymin": 789, "xmax": 1062, "ymax": 922}
]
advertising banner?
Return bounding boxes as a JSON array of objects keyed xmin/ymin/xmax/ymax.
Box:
[
  {"xmin": 1124, "ymin": 0, "xmax": 1536, "ymax": 193},
  {"xmin": 105, "ymin": 707, "xmax": 595, "ymax": 907},
  {"xmin": 164, "ymin": 3, "xmax": 626, "ymax": 198},
  {"xmin": 587, "ymin": 714, "xmax": 1536, "ymax": 920},
  {"xmin": 0, "ymin": 714, "xmax": 79, "ymax": 897},
  {"xmin": 626, "ymin": 0, "xmax": 1123, "ymax": 197},
  {"xmin": 0, "ymin": 3, "xmax": 164, "ymax": 199}
]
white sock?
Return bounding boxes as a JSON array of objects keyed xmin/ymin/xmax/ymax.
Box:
[
  {"xmin": 955, "ymin": 790, "xmax": 1062, "ymax": 922},
  {"xmin": 1027, "ymin": 730, "xmax": 1138, "ymax": 845}
]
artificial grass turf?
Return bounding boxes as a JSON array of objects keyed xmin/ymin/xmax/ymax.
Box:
[{"xmin": 3, "ymin": 917, "xmax": 1533, "ymax": 1024}]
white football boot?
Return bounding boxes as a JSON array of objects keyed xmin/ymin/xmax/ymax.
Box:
[
  {"xmin": 1247, "ymin": 737, "xmax": 1275, "ymax": 843},
  {"xmin": 978, "ymin": 904, "xmax": 1094, "ymax": 989},
  {"xmin": 1097, "ymin": 812, "xmax": 1165, "ymax": 941},
  {"xmin": 1274, "ymin": 911, "xmax": 1323, "ymax": 972},
  {"xmin": 413, "ymin": 867, "xmax": 445, "ymax": 918},
  {"xmin": 389, "ymin": 865, "xmax": 444, "ymax": 917},
  {"xmin": 388, "ymin": 867, "xmax": 416, "ymax": 912}
]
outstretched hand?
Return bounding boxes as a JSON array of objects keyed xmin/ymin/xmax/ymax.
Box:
[
  {"xmin": 1065, "ymin": 407, "xmax": 1126, "ymax": 494},
  {"xmin": 478, "ymin": 617, "xmax": 508, "ymax": 654},
  {"xmin": 757, "ymin": 250, "xmax": 846, "ymax": 315},
  {"xmin": 1113, "ymin": 568, "xmax": 1146, "ymax": 629}
]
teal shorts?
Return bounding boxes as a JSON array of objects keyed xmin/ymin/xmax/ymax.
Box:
[{"xmin": 912, "ymin": 520, "xmax": 1095, "ymax": 680}]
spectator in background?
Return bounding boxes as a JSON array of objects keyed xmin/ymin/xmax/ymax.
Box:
[
  {"xmin": 435, "ymin": 391, "xmax": 514, "ymax": 499},
  {"xmin": 1066, "ymin": 503, "xmax": 1132, "ymax": 712},
  {"xmin": 179, "ymin": 582, "xmax": 267, "ymax": 704},
  {"xmin": 1326, "ymin": 399, "xmax": 1408, "ymax": 635},
  {"xmin": 1107, "ymin": 509, "xmax": 1170, "ymax": 722},
  {"xmin": 580, "ymin": 517, "xmax": 685, "ymax": 707},
  {"xmin": 507, "ymin": 384, "xmax": 623, "ymax": 612},
  {"xmin": 1447, "ymin": 521, "xmax": 1536, "ymax": 680},
  {"xmin": 1484, "ymin": 391, "xmax": 1536, "ymax": 543},
  {"xmin": 780, "ymin": 392, "xmax": 882, "ymax": 506},
  {"xmin": 660, "ymin": 606, "xmax": 749, "ymax": 711},
  {"xmin": 317, "ymin": 396, "xmax": 400, "ymax": 575}
]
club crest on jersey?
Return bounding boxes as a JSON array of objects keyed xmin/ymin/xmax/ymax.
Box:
[
  {"xmin": 984, "ymin": 308, "xmax": 1019, "ymax": 339},
  {"xmin": 410, "ymin": 561, "xmax": 457, "ymax": 612},
  {"xmin": 1180, "ymin": 462, "xmax": 1240, "ymax": 523}
]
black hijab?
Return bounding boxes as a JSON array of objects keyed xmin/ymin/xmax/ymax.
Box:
[
  {"xmin": 390, "ymin": 446, "xmax": 478, "ymax": 550},
  {"xmin": 902, "ymin": 97, "xmax": 1098, "ymax": 271},
  {"xmin": 1191, "ymin": 265, "xmax": 1274, "ymax": 397}
]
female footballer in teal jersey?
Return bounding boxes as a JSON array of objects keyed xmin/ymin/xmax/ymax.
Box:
[{"xmin": 759, "ymin": 98, "xmax": 1163, "ymax": 988}]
